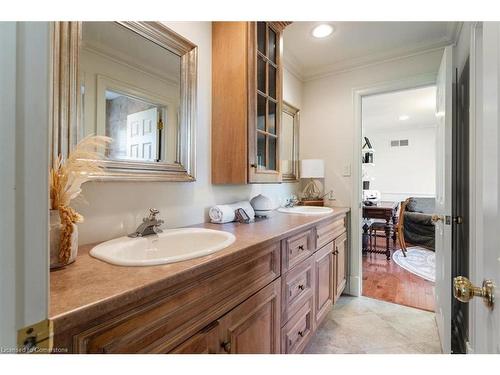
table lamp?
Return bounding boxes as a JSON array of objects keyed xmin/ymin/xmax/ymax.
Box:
[{"xmin": 300, "ymin": 159, "xmax": 324, "ymax": 200}]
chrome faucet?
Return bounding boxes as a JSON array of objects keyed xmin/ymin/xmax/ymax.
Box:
[
  {"xmin": 128, "ymin": 208, "xmax": 164, "ymax": 238},
  {"xmin": 284, "ymin": 195, "xmax": 300, "ymax": 208}
]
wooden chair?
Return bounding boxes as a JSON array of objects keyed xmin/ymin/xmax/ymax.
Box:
[
  {"xmin": 368, "ymin": 199, "xmax": 409, "ymax": 257},
  {"xmin": 395, "ymin": 198, "xmax": 410, "ymax": 257},
  {"xmin": 368, "ymin": 220, "xmax": 387, "ymax": 252}
]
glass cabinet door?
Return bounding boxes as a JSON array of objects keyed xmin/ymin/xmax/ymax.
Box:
[{"xmin": 255, "ymin": 21, "xmax": 280, "ymax": 173}]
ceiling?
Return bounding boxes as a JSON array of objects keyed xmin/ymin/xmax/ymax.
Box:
[
  {"xmin": 283, "ymin": 22, "xmax": 459, "ymax": 80},
  {"xmin": 82, "ymin": 22, "xmax": 181, "ymax": 84},
  {"xmin": 362, "ymin": 85, "xmax": 437, "ymax": 133}
]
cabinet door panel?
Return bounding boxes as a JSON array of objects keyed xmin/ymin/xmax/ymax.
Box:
[
  {"xmin": 313, "ymin": 242, "xmax": 334, "ymax": 328},
  {"xmin": 334, "ymin": 232, "xmax": 347, "ymax": 302},
  {"xmin": 169, "ymin": 322, "xmax": 219, "ymax": 354},
  {"xmin": 218, "ymin": 278, "xmax": 281, "ymax": 354}
]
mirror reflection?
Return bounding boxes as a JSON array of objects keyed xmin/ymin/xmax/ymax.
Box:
[
  {"xmin": 81, "ymin": 22, "xmax": 181, "ymax": 163},
  {"xmin": 280, "ymin": 102, "xmax": 299, "ymax": 181}
]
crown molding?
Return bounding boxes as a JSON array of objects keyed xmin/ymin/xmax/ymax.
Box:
[
  {"xmin": 302, "ymin": 38, "xmax": 452, "ymax": 82},
  {"xmin": 283, "ymin": 52, "xmax": 305, "ymax": 82},
  {"xmin": 450, "ymin": 21, "xmax": 463, "ymax": 44}
]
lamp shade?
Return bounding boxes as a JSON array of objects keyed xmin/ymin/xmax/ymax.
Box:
[{"xmin": 300, "ymin": 159, "xmax": 324, "ymax": 178}]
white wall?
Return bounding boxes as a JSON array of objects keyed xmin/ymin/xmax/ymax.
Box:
[
  {"xmin": 0, "ymin": 22, "xmax": 50, "ymax": 350},
  {"xmin": 300, "ymin": 49, "xmax": 443, "ymax": 208},
  {"xmin": 363, "ymin": 126, "xmax": 437, "ymax": 202},
  {"xmin": 75, "ymin": 22, "xmax": 300, "ymax": 245},
  {"xmin": 283, "ymin": 67, "xmax": 303, "ymax": 109},
  {"xmin": 300, "ymin": 48, "xmax": 443, "ymax": 295}
]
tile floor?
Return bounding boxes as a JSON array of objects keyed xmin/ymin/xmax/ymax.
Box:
[{"xmin": 304, "ymin": 296, "xmax": 442, "ymax": 354}]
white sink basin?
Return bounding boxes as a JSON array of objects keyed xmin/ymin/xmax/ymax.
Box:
[
  {"xmin": 278, "ymin": 206, "xmax": 334, "ymax": 215},
  {"xmin": 90, "ymin": 228, "xmax": 236, "ymax": 266}
]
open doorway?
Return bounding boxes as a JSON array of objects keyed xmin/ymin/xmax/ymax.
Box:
[{"xmin": 360, "ymin": 85, "xmax": 438, "ymax": 312}]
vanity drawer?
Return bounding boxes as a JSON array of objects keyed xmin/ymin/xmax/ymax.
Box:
[
  {"xmin": 281, "ymin": 298, "xmax": 313, "ymax": 354},
  {"xmin": 281, "ymin": 228, "xmax": 315, "ymax": 273},
  {"xmin": 316, "ymin": 215, "xmax": 346, "ymax": 249},
  {"xmin": 281, "ymin": 256, "xmax": 314, "ymax": 325},
  {"xmin": 73, "ymin": 243, "xmax": 280, "ymax": 353}
]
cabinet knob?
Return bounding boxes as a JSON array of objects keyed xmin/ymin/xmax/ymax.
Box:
[
  {"xmin": 221, "ymin": 340, "xmax": 231, "ymax": 353},
  {"xmin": 298, "ymin": 245, "xmax": 304, "ymax": 251},
  {"xmin": 334, "ymin": 250, "xmax": 339, "ymax": 255},
  {"xmin": 298, "ymin": 331, "xmax": 304, "ymax": 337},
  {"xmin": 298, "ymin": 284, "xmax": 305, "ymax": 291}
]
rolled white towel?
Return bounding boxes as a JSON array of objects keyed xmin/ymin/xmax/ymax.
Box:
[{"xmin": 209, "ymin": 201, "xmax": 255, "ymax": 224}]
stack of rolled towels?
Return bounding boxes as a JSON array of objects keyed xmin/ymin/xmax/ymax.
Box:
[{"xmin": 209, "ymin": 201, "xmax": 255, "ymax": 224}]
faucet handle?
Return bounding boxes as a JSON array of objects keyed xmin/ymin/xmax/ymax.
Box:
[{"xmin": 148, "ymin": 208, "xmax": 160, "ymax": 220}]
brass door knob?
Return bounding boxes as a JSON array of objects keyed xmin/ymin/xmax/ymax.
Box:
[
  {"xmin": 453, "ymin": 276, "xmax": 495, "ymax": 309},
  {"xmin": 431, "ymin": 214, "xmax": 444, "ymax": 223}
]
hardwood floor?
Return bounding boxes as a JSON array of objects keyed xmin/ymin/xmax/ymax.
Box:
[{"xmin": 362, "ymin": 239, "xmax": 435, "ymax": 312}]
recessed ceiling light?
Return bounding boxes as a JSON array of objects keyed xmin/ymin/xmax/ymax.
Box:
[
  {"xmin": 312, "ymin": 24, "xmax": 334, "ymax": 39},
  {"xmin": 399, "ymin": 115, "xmax": 410, "ymax": 121}
]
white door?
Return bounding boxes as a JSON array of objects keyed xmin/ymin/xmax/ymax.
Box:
[
  {"xmin": 126, "ymin": 108, "xmax": 158, "ymax": 161},
  {"xmin": 434, "ymin": 45, "xmax": 453, "ymax": 354},
  {"xmin": 467, "ymin": 22, "xmax": 500, "ymax": 354}
]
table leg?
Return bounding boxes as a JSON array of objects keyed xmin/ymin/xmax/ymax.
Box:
[
  {"xmin": 362, "ymin": 222, "xmax": 369, "ymax": 253},
  {"xmin": 392, "ymin": 214, "xmax": 397, "ymax": 245},
  {"xmin": 384, "ymin": 219, "xmax": 391, "ymax": 260}
]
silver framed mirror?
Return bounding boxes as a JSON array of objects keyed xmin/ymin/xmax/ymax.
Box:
[
  {"xmin": 280, "ymin": 101, "xmax": 300, "ymax": 182},
  {"xmin": 50, "ymin": 21, "xmax": 197, "ymax": 181}
]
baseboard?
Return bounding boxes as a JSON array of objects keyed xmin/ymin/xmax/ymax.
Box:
[{"xmin": 345, "ymin": 275, "xmax": 361, "ymax": 297}]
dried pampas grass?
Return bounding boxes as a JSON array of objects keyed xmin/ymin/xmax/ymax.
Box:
[
  {"xmin": 49, "ymin": 135, "xmax": 111, "ymax": 265},
  {"xmin": 50, "ymin": 135, "xmax": 112, "ymax": 211}
]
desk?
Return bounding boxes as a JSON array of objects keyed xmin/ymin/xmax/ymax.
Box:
[{"xmin": 362, "ymin": 201, "xmax": 399, "ymax": 260}]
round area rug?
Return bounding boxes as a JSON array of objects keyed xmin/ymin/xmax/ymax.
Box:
[{"xmin": 393, "ymin": 247, "xmax": 435, "ymax": 282}]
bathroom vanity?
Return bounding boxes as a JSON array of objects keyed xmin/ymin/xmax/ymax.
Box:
[{"xmin": 50, "ymin": 208, "xmax": 349, "ymax": 354}]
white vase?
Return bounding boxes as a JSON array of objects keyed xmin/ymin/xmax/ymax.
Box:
[{"xmin": 49, "ymin": 209, "xmax": 78, "ymax": 269}]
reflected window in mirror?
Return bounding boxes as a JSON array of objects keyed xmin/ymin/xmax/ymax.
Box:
[
  {"xmin": 280, "ymin": 102, "xmax": 300, "ymax": 182},
  {"xmin": 81, "ymin": 21, "xmax": 180, "ymax": 165}
]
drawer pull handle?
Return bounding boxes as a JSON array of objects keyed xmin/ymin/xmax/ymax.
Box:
[
  {"xmin": 298, "ymin": 331, "xmax": 304, "ymax": 337},
  {"xmin": 298, "ymin": 245, "xmax": 304, "ymax": 251},
  {"xmin": 221, "ymin": 341, "xmax": 231, "ymax": 353},
  {"xmin": 298, "ymin": 284, "xmax": 305, "ymax": 291}
]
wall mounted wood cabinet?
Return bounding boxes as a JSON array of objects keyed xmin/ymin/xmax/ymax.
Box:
[{"xmin": 212, "ymin": 22, "xmax": 289, "ymax": 184}]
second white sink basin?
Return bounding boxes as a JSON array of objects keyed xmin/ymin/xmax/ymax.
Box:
[
  {"xmin": 90, "ymin": 228, "xmax": 236, "ymax": 266},
  {"xmin": 278, "ymin": 206, "xmax": 334, "ymax": 215}
]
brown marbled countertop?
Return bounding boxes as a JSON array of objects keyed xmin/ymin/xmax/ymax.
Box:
[{"xmin": 50, "ymin": 207, "xmax": 349, "ymax": 333}]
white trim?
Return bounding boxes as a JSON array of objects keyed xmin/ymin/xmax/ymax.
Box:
[
  {"xmin": 283, "ymin": 54, "xmax": 305, "ymax": 82},
  {"xmin": 468, "ymin": 21, "xmax": 481, "ymax": 354},
  {"xmin": 304, "ymin": 42, "xmax": 449, "ymax": 82},
  {"xmin": 0, "ymin": 22, "xmax": 17, "ymax": 350},
  {"xmin": 352, "ymin": 72, "xmax": 438, "ymax": 298}
]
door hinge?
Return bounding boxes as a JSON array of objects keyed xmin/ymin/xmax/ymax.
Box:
[
  {"xmin": 17, "ymin": 319, "xmax": 53, "ymax": 354},
  {"xmin": 157, "ymin": 118, "xmax": 164, "ymax": 130}
]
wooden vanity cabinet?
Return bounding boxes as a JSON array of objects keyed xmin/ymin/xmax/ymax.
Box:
[
  {"xmin": 212, "ymin": 22, "xmax": 289, "ymax": 184},
  {"xmin": 313, "ymin": 242, "xmax": 334, "ymax": 328},
  {"xmin": 171, "ymin": 279, "xmax": 281, "ymax": 354},
  {"xmin": 58, "ymin": 212, "xmax": 349, "ymax": 355},
  {"xmin": 216, "ymin": 278, "xmax": 281, "ymax": 354},
  {"xmin": 333, "ymin": 231, "xmax": 348, "ymax": 302}
]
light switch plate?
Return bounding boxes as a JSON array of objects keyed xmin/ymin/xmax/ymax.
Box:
[{"xmin": 342, "ymin": 164, "xmax": 351, "ymax": 177}]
